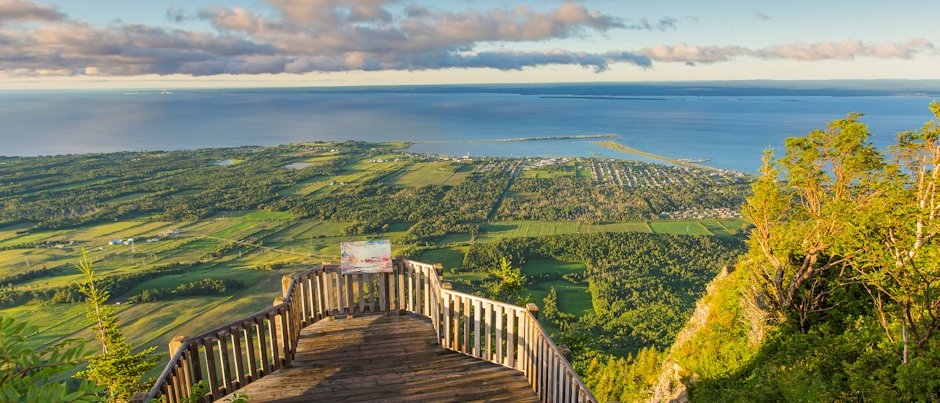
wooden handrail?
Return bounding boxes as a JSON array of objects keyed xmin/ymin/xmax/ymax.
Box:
[{"xmin": 134, "ymin": 259, "xmax": 596, "ymax": 403}]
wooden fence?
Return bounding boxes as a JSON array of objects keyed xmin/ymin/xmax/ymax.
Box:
[{"xmin": 133, "ymin": 260, "xmax": 596, "ymax": 403}]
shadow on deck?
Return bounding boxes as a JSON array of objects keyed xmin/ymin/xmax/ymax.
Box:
[{"xmin": 230, "ymin": 313, "xmax": 540, "ymax": 402}]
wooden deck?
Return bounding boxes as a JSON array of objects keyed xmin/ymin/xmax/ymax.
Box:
[{"xmin": 229, "ymin": 313, "xmax": 541, "ymax": 402}]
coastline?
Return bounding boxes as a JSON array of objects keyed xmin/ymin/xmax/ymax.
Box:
[{"xmin": 593, "ymin": 141, "xmax": 721, "ymax": 171}]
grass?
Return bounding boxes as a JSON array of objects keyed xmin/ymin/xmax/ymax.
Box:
[
  {"xmin": 211, "ymin": 210, "xmax": 295, "ymax": 221},
  {"xmin": 649, "ymin": 221, "xmax": 712, "ymax": 235},
  {"xmin": 480, "ymin": 220, "xmax": 704, "ymax": 239},
  {"xmin": 390, "ymin": 162, "xmax": 463, "ymax": 187},
  {"xmin": 522, "ymin": 259, "xmax": 593, "ymax": 317},
  {"xmin": 416, "ymin": 246, "xmax": 467, "ymax": 272}
]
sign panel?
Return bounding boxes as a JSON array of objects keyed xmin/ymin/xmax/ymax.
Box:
[{"xmin": 340, "ymin": 239, "xmax": 393, "ymax": 275}]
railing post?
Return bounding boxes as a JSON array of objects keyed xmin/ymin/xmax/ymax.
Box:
[
  {"xmin": 281, "ymin": 275, "xmax": 292, "ymax": 298},
  {"xmin": 272, "ymin": 297, "xmax": 291, "ymax": 368},
  {"xmin": 166, "ymin": 336, "xmax": 190, "ymax": 400},
  {"xmin": 168, "ymin": 335, "xmax": 185, "ymax": 358},
  {"xmin": 558, "ymin": 345, "xmax": 573, "ymax": 362},
  {"xmin": 526, "ymin": 303, "xmax": 539, "ymax": 319}
]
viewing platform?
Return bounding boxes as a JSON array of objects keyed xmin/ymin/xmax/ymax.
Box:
[
  {"xmin": 134, "ymin": 260, "xmax": 595, "ymax": 403},
  {"xmin": 232, "ymin": 314, "xmax": 538, "ymax": 402}
]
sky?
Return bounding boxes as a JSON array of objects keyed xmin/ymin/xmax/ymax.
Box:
[{"xmin": 0, "ymin": 0, "xmax": 938, "ymax": 89}]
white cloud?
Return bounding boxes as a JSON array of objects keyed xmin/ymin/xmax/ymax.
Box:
[
  {"xmin": 0, "ymin": 0, "xmax": 934, "ymax": 78},
  {"xmin": 640, "ymin": 39, "xmax": 935, "ymax": 65}
]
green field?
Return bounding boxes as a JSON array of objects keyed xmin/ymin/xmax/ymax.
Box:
[
  {"xmin": 479, "ymin": 219, "xmax": 736, "ymax": 239},
  {"xmin": 390, "ymin": 161, "xmax": 467, "ymax": 187},
  {"xmin": 648, "ymin": 221, "xmax": 711, "ymax": 235},
  {"xmin": 416, "ymin": 246, "xmax": 468, "ymax": 272},
  {"xmin": 522, "ymin": 259, "xmax": 593, "ymax": 317}
]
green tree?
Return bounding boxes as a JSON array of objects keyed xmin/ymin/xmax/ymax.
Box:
[
  {"xmin": 74, "ymin": 250, "xmax": 158, "ymax": 402},
  {"xmin": 485, "ymin": 257, "xmax": 528, "ymax": 304},
  {"xmin": 849, "ymin": 101, "xmax": 940, "ymax": 362},
  {"xmin": 0, "ymin": 316, "xmax": 101, "ymax": 402},
  {"xmin": 743, "ymin": 102, "xmax": 940, "ymax": 355},
  {"xmin": 543, "ymin": 286, "xmax": 559, "ymax": 320},
  {"xmin": 742, "ymin": 112, "xmax": 883, "ymax": 332}
]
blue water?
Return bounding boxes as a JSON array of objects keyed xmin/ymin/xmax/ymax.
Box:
[{"xmin": 1, "ymin": 84, "xmax": 937, "ymax": 173}]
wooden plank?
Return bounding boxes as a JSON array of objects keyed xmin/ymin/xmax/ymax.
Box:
[
  {"xmin": 225, "ymin": 314, "xmax": 539, "ymax": 403},
  {"xmin": 357, "ymin": 274, "xmax": 365, "ymax": 313},
  {"xmin": 201, "ymin": 339, "xmax": 220, "ymax": 400},
  {"xmin": 484, "ymin": 302, "xmax": 492, "ymax": 361},
  {"xmin": 473, "ymin": 299, "xmax": 482, "ymax": 358},
  {"xmin": 397, "ymin": 264, "xmax": 406, "ymax": 311},
  {"xmin": 187, "ymin": 343, "xmax": 203, "ymax": 390},
  {"xmin": 169, "ymin": 367, "xmax": 181, "ymax": 403},
  {"xmin": 506, "ymin": 308, "xmax": 515, "ymax": 369},
  {"xmin": 443, "ymin": 292, "xmax": 452, "ymax": 348},
  {"xmin": 367, "ymin": 273, "xmax": 376, "ymax": 312},
  {"xmin": 179, "ymin": 350, "xmax": 193, "ymax": 399},
  {"xmin": 516, "ymin": 310, "xmax": 525, "ymax": 372},
  {"xmin": 230, "ymin": 327, "xmax": 245, "ymax": 388},
  {"xmin": 266, "ymin": 313, "xmax": 280, "ymax": 371},
  {"xmin": 278, "ymin": 310, "xmax": 291, "ymax": 367},
  {"xmin": 495, "ymin": 305, "xmax": 504, "ymax": 365},
  {"xmin": 243, "ymin": 324, "xmax": 256, "ymax": 382},
  {"xmin": 379, "ymin": 273, "xmax": 388, "ymax": 312},
  {"xmin": 338, "ymin": 272, "xmax": 348, "ymax": 314},
  {"xmin": 407, "ymin": 264, "xmax": 415, "ymax": 312},
  {"xmin": 217, "ymin": 333, "xmax": 233, "ymax": 395},
  {"xmin": 462, "ymin": 297, "xmax": 470, "ymax": 354}
]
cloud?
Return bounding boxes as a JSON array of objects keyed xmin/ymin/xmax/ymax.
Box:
[
  {"xmin": 752, "ymin": 10, "xmax": 772, "ymax": 21},
  {"xmin": 626, "ymin": 17, "xmax": 677, "ymax": 31},
  {"xmin": 640, "ymin": 39, "xmax": 935, "ymax": 64},
  {"xmin": 0, "ymin": 0, "xmax": 64, "ymax": 22},
  {"xmin": 2, "ymin": 0, "xmax": 656, "ymax": 76},
  {"xmin": 0, "ymin": 0, "xmax": 933, "ymax": 78},
  {"xmin": 165, "ymin": 6, "xmax": 188, "ymax": 23}
]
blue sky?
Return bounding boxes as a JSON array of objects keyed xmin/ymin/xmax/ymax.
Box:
[{"xmin": 1, "ymin": 0, "xmax": 937, "ymax": 88}]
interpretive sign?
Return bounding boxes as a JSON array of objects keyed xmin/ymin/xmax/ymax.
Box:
[{"xmin": 340, "ymin": 239, "xmax": 393, "ymax": 275}]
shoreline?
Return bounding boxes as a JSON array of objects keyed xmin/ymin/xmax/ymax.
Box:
[
  {"xmin": 418, "ymin": 133, "xmax": 618, "ymax": 144},
  {"xmin": 592, "ymin": 141, "xmax": 721, "ymax": 171}
]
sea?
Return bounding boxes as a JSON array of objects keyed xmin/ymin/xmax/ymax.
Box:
[{"xmin": 2, "ymin": 81, "xmax": 939, "ymax": 174}]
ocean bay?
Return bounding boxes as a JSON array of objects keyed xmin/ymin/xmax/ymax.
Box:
[{"xmin": 1, "ymin": 84, "xmax": 937, "ymax": 173}]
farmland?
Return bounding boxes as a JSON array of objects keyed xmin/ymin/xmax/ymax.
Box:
[{"xmin": 0, "ymin": 140, "xmax": 752, "ymax": 379}]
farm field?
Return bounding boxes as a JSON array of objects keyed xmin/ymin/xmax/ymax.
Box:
[
  {"xmin": 388, "ymin": 161, "xmax": 469, "ymax": 187},
  {"xmin": 479, "ymin": 219, "xmax": 742, "ymax": 240},
  {"xmin": 1, "ymin": 143, "xmax": 751, "ymax": 388}
]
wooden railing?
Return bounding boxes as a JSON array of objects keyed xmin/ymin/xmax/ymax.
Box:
[{"xmin": 134, "ymin": 259, "xmax": 596, "ymax": 403}]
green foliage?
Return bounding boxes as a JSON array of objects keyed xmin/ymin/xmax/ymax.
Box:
[
  {"xmin": 582, "ymin": 347, "xmax": 665, "ymax": 403},
  {"xmin": 74, "ymin": 251, "xmax": 158, "ymax": 402},
  {"xmin": 0, "ymin": 316, "xmax": 101, "ymax": 402},
  {"xmin": 681, "ymin": 103, "xmax": 940, "ymax": 401},
  {"xmin": 178, "ymin": 381, "xmax": 248, "ymax": 403},
  {"xmin": 178, "ymin": 381, "xmax": 209, "ymax": 403},
  {"xmin": 483, "ymin": 257, "xmax": 529, "ymax": 304},
  {"xmin": 542, "ymin": 286, "xmax": 559, "ymax": 320}
]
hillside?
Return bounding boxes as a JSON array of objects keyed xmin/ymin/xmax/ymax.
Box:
[{"xmin": 588, "ymin": 101, "xmax": 940, "ymax": 402}]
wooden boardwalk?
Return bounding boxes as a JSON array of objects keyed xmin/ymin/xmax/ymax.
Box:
[{"xmin": 230, "ymin": 313, "xmax": 541, "ymax": 402}]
